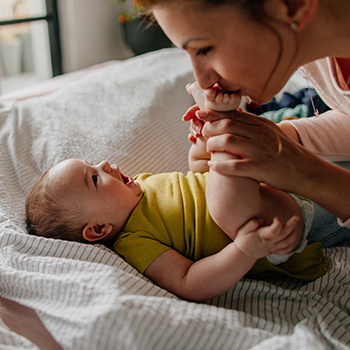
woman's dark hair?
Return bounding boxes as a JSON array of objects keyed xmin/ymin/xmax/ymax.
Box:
[{"xmin": 137, "ymin": 0, "xmax": 272, "ymax": 23}]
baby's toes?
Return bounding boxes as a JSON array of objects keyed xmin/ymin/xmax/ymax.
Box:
[
  {"xmin": 215, "ymin": 92, "xmax": 224, "ymax": 103},
  {"xmin": 229, "ymin": 94, "xmax": 241, "ymax": 108},
  {"xmin": 223, "ymin": 93, "xmax": 231, "ymax": 104},
  {"xmin": 205, "ymin": 88, "xmax": 217, "ymax": 102}
]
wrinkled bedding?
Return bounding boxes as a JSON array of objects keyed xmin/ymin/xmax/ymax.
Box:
[{"xmin": 0, "ymin": 48, "xmax": 350, "ymax": 350}]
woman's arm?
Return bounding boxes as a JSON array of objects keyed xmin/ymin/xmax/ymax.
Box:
[
  {"xmin": 281, "ymin": 110, "xmax": 350, "ymax": 161},
  {"xmin": 193, "ymin": 109, "xmax": 350, "ymax": 222},
  {"xmin": 0, "ymin": 296, "xmax": 63, "ymax": 350}
]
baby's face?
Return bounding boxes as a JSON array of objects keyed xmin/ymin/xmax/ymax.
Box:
[{"xmin": 48, "ymin": 159, "xmax": 143, "ymax": 232}]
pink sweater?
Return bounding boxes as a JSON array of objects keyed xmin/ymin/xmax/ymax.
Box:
[
  {"xmin": 287, "ymin": 57, "xmax": 350, "ymax": 226},
  {"xmin": 287, "ymin": 57, "xmax": 350, "ymax": 161}
]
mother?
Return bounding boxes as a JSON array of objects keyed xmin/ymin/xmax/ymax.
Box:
[{"xmin": 138, "ymin": 0, "xmax": 350, "ymax": 245}]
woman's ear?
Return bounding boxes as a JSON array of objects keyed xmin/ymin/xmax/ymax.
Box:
[
  {"xmin": 286, "ymin": 0, "xmax": 318, "ymax": 30},
  {"xmin": 82, "ymin": 223, "xmax": 113, "ymax": 242},
  {"xmin": 265, "ymin": 0, "xmax": 318, "ymax": 30}
]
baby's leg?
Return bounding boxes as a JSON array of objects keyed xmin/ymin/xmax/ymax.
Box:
[
  {"xmin": 207, "ymin": 150, "xmax": 305, "ymax": 246},
  {"xmin": 186, "ymin": 82, "xmax": 261, "ymax": 238},
  {"xmin": 206, "ymin": 151, "xmax": 261, "ymax": 240}
]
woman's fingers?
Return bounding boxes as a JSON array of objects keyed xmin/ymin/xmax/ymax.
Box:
[
  {"xmin": 208, "ymin": 158, "xmax": 253, "ymax": 177},
  {"xmin": 202, "ymin": 113, "xmax": 279, "ymax": 144},
  {"xmin": 182, "ymin": 105, "xmax": 200, "ymax": 122},
  {"xmin": 191, "ymin": 107, "xmax": 318, "ymax": 196},
  {"xmin": 202, "ymin": 114, "xmax": 309, "ymax": 191},
  {"xmin": 191, "ymin": 118, "xmax": 204, "ymax": 138},
  {"xmin": 196, "ymin": 109, "xmax": 263, "ymax": 126},
  {"xmin": 183, "ymin": 105, "xmax": 204, "ymax": 139}
]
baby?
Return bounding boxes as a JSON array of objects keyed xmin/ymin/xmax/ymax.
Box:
[{"xmin": 25, "ymin": 84, "xmax": 328, "ymax": 302}]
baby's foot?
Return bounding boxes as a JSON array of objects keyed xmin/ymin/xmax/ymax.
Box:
[
  {"xmin": 205, "ymin": 86, "xmax": 241, "ymax": 112},
  {"xmin": 186, "ymin": 82, "xmax": 206, "ymax": 110},
  {"xmin": 186, "ymin": 82, "xmax": 241, "ymax": 112}
]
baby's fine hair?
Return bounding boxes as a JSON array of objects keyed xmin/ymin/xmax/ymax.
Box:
[{"xmin": 25, "ymin": 169, "xmax": 87, "ymax": 243}]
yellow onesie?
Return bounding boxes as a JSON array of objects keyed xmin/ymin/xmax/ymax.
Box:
[{"xmin": 114, "ymin": 172, "xmax": 330, "ymax": 280}]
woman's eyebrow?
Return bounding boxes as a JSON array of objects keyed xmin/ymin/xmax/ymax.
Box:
[{"xmin": 182, "ymin": 37, "xmax": 208, "ymax": 50}]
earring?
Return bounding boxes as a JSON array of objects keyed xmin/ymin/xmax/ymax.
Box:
[{"xmin": 290, "ymin": 22, "xmax": 298, "ymax": 30}]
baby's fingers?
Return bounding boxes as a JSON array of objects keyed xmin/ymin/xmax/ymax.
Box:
[
  {"xmin": 272, "ymin": 227, "xmax": 298, "ymax": 255},
  {"xmin": 283, "ymin": 215, "xmax": 300, "ymax": 232},
  {"xmin": 238, "ymin": 218, "xmax": 264, "ymax": 235},
  {"xmin": 259, "ymin": 216, "xmax": 299, "ymax": 240},
  {"xmin": 257, "ymin": 217, "xmax": 283, "ymax": 240}
]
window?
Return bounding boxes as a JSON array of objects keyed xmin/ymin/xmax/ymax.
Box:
[{"xmin": 0, "ymin": 0, "xmax": 62, "ymax": 94}]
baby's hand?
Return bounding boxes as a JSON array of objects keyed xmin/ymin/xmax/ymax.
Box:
[{"xmin": 234, "ymin": 216, "xmax": 300, "ymax": 260}]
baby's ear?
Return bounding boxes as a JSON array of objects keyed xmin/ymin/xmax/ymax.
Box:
[{"xmin": 82, "ymin": 223, "xmax": 113, "ymax": 242}]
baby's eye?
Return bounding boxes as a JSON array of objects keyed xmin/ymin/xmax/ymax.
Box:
[
  {"xmin": 196, "ymin": 47, "xmax": 212, "ymax": 56},
  {"xmin": 92, "ymin": 175, "xmax": 98, "ymax": 186}
]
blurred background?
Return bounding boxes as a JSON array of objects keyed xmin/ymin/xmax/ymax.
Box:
[{"xmin": 0, "ymin": 0, "xmax": 143, "ymax": 95}]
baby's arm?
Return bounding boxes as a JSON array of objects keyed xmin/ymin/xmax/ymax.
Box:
[
  {"xmin": 144, "ymin": 216, "xmax": 298, "ymax": 302},
  {"xmin": 183, "ymin": 105, "xmax": 211, "ymax": 173}
]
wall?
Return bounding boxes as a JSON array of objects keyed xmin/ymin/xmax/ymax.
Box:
[{"xmin": 58, "ymin": 0, "xmax": 133, "ymax": 73}]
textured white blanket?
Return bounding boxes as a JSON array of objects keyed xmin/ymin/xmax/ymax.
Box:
[{"xmin": 0, "ymin": 49, "xmax": 349, "ymax": 350}]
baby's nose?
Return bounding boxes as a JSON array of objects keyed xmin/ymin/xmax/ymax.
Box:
[{"xmin": 99, "ymin": 160, "xmax": 111, "ymax": 173}]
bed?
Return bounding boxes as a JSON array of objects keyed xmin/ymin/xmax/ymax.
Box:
[{"xmin": 0, "ymin": 48, "xmax": 349, "ymax": 350}]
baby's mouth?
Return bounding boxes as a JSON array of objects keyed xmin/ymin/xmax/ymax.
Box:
[{"xmin": 121, "ymin": 173, "xmax": 133, "ymax": 185}]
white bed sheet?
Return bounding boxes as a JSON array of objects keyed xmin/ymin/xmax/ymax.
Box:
[{"xmin": 0, "ymin": 48, "xmax": 350, "ymax": 350}]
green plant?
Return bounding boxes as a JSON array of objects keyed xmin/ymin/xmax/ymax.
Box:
[{"xmin": 111, "ymin": 0, "xmax": 144, "ymax": 23}]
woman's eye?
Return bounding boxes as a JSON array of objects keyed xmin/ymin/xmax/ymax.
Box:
[
  {"xmin": 92, "ymin": 175, "xmax": 98, "ymax": 186},
  {"xmin": 196, "ymin": 47, "xmax": 212, "ymax": 56}
]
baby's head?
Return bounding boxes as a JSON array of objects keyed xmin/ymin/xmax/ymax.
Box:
[{"xmin": 25, "ymin": 159, "xmax": 142, "ymax": 244}]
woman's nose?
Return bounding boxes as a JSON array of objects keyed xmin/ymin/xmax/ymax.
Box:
[
  {"xmin": 98, "ymin": 160, "xmax": 111, "ymax": 173},
  {"xmin": 191, "ymin": 59, "xmax": 220, "ymax": 90}
]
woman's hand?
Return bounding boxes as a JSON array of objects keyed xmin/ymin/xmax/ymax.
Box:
[
  {"xmin": 195, "ymin": 108, "xmax": 319, "ymax": 195},
  {"xmin": 195, "ymin": 108, "xmax": 350, "ymax": 223},
  {"xmin": 183, "ymin": 105, "xmax": 204, "ymax": 143}
]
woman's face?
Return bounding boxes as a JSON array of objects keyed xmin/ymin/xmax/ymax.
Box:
[{"xmin": 153, "ymin": 2, "xmax": 298, "ymax": 104}]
